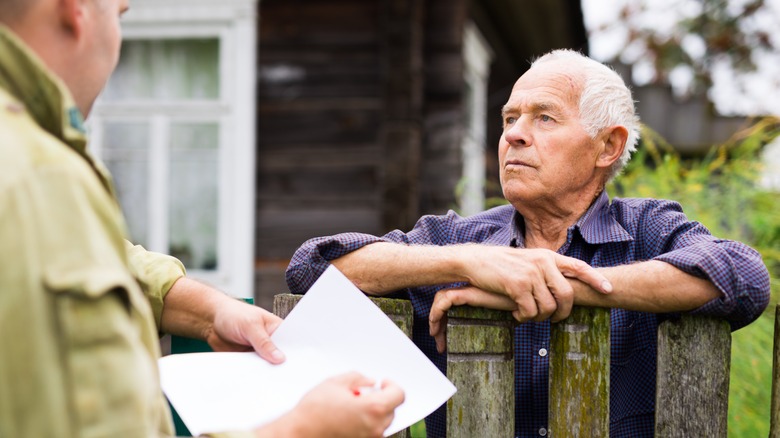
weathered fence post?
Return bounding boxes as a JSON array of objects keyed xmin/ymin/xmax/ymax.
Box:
[
  {"xmin": 445, "ymin": 306, "xmax": 514, "ymax": 437},
  {"xmin": 771, "ymin": 304, "xmax": 780, "ymax": 438},
  {"xmin": 655, "ymin": 315, "xmax": 731, "ymax": 438},
  {"xmin": 273, "ymin": 293, "xmax": 413, "ymax": 438},
  {"xmin": 549, "ymin": 306, "xmax": 611, "ymax": 437}
]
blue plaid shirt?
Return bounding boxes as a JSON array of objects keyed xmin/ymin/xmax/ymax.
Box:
[{"xmin": 286, "ymin": 192, "xmax": 770, "ymax": 437}]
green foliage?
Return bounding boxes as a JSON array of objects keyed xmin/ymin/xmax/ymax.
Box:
[
  {"xmin": 728, "ymin": 313, "xmax": 775, "ymax": 437},
  {"xmin": 410, "ymin": 420, "xmax": 426, "ymax": 437},
  {"xmin": 608, "ymin": 117, "xmax": 780, "ymax": 437},
  {"xmin": 609, "ymin": 117, "xmax": 780, "ymax": 306}
]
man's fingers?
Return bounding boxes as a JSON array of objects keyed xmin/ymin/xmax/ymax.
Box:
[
  {"xmin": 555, "ymin": 255, "xmax": 612, "ymax": 293},
  {"xmin": 371, "ymin": 380, "xmax": 405, "ymax": 408},
  {"xmin": 264, "ymin": 313, "xmax": 284, "ymax": 335},
  {"xmin": 430, "ymin": 287, "xmax": 517, "ymax": 351},
  {"xmin": 429, "ymin": 291, "xmax": 454, "ymax": 353},
  {"xmin": 538, "ymin": 256, "xmax": 574, "ymax": 321},
  {"xmin": 246, "ymin": 328, "xmax": 285, "ymax": 364}
]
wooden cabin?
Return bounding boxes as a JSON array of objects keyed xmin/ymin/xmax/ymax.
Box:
[
  {"xmin": 93, "ymin": 1, "xmax": 748, "ymax": 308},
  {"xmin": 253, "ymin": 0, "xmax": 588, "ymax": 307}
]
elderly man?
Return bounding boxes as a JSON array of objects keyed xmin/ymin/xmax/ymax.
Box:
[
  {"xmin": 286, "ymin": 49, "xmax": 770, "ymax": 437},
  {"xmin": 0, "ymin": 0, "xmax": 403, "ymax": 437}
]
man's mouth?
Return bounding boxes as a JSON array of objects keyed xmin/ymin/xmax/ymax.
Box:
[{"xmin": 504, "ymin": 159, "xmax": 534, "ymax": 169}]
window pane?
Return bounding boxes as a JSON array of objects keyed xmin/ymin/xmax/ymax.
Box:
[
  {"xmin": 169, "ymin": 123, "xmax": 219, "ymax": 270},
  {"xmin": 101, "ymin": 122, "xmax": 150, "ymax": 246},
  {"xmin": 103, "ymin": 39, "xmax": 219, "ymax": 101}
]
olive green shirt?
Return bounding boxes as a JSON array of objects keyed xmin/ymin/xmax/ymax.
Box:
[{"xmin": 0, "ymin": 27, "xmax": 251, "ymax": 438}]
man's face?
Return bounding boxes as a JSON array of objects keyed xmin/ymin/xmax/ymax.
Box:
[
  {"xmin": 77, "ymin": 0, "xmax": 128, "ymax": 116},
  {"xmin": 498, "ymin": 60, "xmax": 602, "ymax": 209}
]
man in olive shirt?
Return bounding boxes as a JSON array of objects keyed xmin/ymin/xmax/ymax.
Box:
[{"xmin": 0, "ymin": 0, "xmax": 404, "ymax": 437}]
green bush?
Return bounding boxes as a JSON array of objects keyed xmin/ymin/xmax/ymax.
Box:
[{"xmin": 608, "ymin": 117, "xmax": 780, "ymax": 437}]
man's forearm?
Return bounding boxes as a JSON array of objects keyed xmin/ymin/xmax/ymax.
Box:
[
  {"xmin": 331, "ymin": 242, "xmax": 469, "ymax": 295},
  {"xmin": 159, "ymin": 277, "xmax": 227, "ymax": 339},
  {"xmin": 573, "ymin": 260, "xmax": 720, "ymax": 313}
]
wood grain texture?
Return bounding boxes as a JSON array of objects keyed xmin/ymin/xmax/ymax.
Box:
[
  {"xmin": 445, "ymin": 305, "xmax": 514, "ymax": 438},
  {"xmin": 655, "ymin": 316, "xmax": 731, "ymax": 438},
  {"xmin": 549, "ymin": 307, "xmax": 610, "ymax": 438}
]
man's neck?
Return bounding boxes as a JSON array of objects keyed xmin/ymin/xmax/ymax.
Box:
[{"xmin": 516, "ymin": 187, "xmax": 603, "ymax": 251}]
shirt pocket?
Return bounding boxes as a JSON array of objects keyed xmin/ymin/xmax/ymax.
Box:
[{"xmin": 44, "ymin": 265, "xmax": 160, "ymax": 436}]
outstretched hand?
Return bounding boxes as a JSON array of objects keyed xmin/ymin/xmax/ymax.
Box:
[{"xmin": 207, "ymin": 298, "xmax": 286, "ymax": 364}]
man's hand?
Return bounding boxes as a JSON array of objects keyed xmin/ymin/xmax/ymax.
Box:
[
  {"xmin": 207, "ymin": 298, "xmax": 286, "ymax": 364},
  {"xmin": 429, "ymin": 285, "xmax": 516, "ymax": 353},
  {"xmin": 160, "ymin": 277, "xmax": 287, "ymax": 364},
  {"xmin": 256, "ymin": 372, "xmax": 405, "ymax": 438},
  {"xmin": 460, "ymin": 247, "xmax": 611, "ymax": 322}
]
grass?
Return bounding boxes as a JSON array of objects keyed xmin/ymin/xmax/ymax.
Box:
[
  {"xmin": 728, "ymin": 312, "xmax": 776, "ymax": 436},
  {"xmin": 410, "ymin": 420, "xmax": 426, "ymax": 437}
]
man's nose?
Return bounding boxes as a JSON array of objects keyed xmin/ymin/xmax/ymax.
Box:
[{"xmin": 504, "ymin": 117, "xmax": 530, "ymax": 146}]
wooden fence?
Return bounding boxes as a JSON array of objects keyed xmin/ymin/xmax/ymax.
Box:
[{"xmin": 275, "ymin": 295, "xmax": 780, "ymax": 438}]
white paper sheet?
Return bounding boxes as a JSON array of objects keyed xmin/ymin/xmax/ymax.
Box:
[{"xmin": 159, "ymin": 265, "xmax": 456, "ymax": 436}]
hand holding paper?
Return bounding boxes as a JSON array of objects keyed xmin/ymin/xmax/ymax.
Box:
[{"xmin": 159, "ymin": 265, "xmax": 456, "ymax": 436}]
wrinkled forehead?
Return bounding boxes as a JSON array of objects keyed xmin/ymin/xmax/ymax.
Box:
[{"xmin": 509, "ymin": 60, "xmax": 585, "ymax": 110}]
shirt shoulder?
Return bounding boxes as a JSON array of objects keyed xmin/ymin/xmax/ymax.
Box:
[
  {"xmin": 608, "ymin": 197, "xmax": 686, "ymax": 227},
  {"xmin": 0, "ymin": 88, "xmax": 86, "ymax": 187},
  {"xmin": 444, "ymin": 204, "xmax": 516, "ymax": 244}
]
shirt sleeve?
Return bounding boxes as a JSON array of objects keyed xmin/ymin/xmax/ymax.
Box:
[
  {"xmin": 285, "ymin": 211, "xmax": 464, "ymax": 294},
  {"xmin": 642, "ymin": 200, "xmax": 770, "ymax": 330},
  {"xmin": 124, "ymin": 241, "xmax": 186, "ymax": 330}
]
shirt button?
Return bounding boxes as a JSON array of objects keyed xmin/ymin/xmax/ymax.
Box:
[
  {"xmin": 538, "ymin": 427, "xmax": 548, "ymax": 436},
  {"xmin": 539, "ymin": 348, "xmax": 548, "ymax": 357}
]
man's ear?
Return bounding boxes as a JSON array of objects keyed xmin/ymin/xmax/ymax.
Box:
[
  {"xmin": 58, "ymin": 0, "xmax": 86, "ymax": 38},
  {"xmin": 596, "ymin": 125, "xmax": 628, "ymax": 169}
]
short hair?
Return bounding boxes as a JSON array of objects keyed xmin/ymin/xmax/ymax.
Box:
[{"xmin": 530, "ymin": 49, "xmax": 641, "ymax": 181}]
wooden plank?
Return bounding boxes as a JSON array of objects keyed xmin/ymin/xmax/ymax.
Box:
[
  {"xmin": 257, "ymin": 167, "xmax": 379, "ymax": 197},
  {"xmin": 257, "ymin": 107, "xmax": 381, "ymax": 145},
  {"xmin": 771, "ymin": 304, "xmax": 780, "ymax": 438},
  {"xmin": 258, "ymin": 145, "xmax": 381, "ymax": 170},
  {"xmin": 255, "ymin": 207, "xmax": 381, "ymax": 258},
  {"xmin": 549, "ymin": 307, "xmax": 610, "ymax": 437},
  {"xmin": 655, "ymin": 316, "xmax": 731, "ymax": 438},
  {"xmin": 260, "ymin": 0, "xmax": 379, "ymax": 46},
  {"xmin": 379, "ymin": 0, "xmax": 423, "ymax": 232},
  {"xmin": 445, "ymin": 306, "xmax": 514, "ymax": 438}
]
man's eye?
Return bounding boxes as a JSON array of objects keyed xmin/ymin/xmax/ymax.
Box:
[
  {"xmin": 540, "ymin": 115, "xmax": 552, "ymax": 122},
  {"xmin": 504, "ymin": 116, "xmax": 517, "ymax": 125}
]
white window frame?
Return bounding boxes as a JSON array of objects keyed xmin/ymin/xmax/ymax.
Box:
[
  {"xmin": 461, "ymin": 21, "xmax": 494, "ymax": 216},
  {"xmin": 90, "ymin": 0, "xmax": 258, "ymax": 298}
]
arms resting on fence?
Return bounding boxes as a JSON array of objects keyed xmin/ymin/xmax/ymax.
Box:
[{"xmin": 274, "ymin": 294, "xmax": 747, "ymax": 438}]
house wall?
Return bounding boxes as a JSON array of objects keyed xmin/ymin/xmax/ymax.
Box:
[{"xmin": 254, "ymin": 0, "xmax": 468, "ymax": 307}]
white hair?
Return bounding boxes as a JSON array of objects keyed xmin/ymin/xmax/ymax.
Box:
[{"xmin": 530, "ymin": 49, "xmax": 641, "ymax": 181}]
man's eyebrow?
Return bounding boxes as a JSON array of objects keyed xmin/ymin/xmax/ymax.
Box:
[
  {"xmin": 501, "ymin": 101, "xmax": 561, "ymax": 117},
  {"xmin": 530, "ymin": 101, "xmax": 560, "ymax": 113}
]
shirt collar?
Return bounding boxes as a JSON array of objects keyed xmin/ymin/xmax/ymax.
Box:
[
  {"xmin": 573, "ymin": 191, "xmax": 634, "ymax": 244},
  {"xmin": 505, "ymin": 191, "xmax": 633, "ymax": 248}
]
